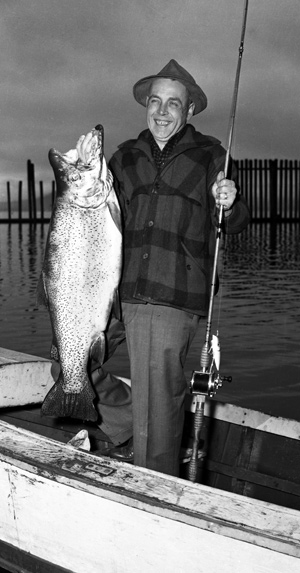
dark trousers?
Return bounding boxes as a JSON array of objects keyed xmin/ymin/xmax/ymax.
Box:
[{"xmin": 92, "ymin": 302, "xmax": 201, "ymax": 477}]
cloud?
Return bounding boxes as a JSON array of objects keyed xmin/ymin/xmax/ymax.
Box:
[{"xmin": 0, "ymin": 0, "xmax": 299, "ymax": 198}]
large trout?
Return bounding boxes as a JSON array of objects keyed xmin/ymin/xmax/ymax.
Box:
[{"xmin": 37, "ymin": 125, "xmax": 122, "ymax": 421}]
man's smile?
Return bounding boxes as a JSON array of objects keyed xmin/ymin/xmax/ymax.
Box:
[{"xmin": 155, "ymin": 119, "xmax": 171, "ymax": 126}]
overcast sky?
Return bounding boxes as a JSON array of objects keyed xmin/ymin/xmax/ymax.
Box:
[{"xmin": 1, "ymin": 0, "xmax": 299, "ymax": 198}]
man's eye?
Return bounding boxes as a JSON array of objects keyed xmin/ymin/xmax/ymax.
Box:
[{"xmin": 169, "ymin": 101, "xmax": 180, "ymax": 108}]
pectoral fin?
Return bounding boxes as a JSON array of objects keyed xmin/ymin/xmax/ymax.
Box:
[{"xmin": 90, "ymin": 332, "xmax": 106, "ymax": 366}]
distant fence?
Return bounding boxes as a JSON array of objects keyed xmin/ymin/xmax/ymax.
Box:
[
  {"xmin": 236, "ymin": 159, "xmax": 300, "ymax": 222},
  {"xmin": 1, "ymin": 160, "xmax": 55, "ymax": 224},
  {"xmin": 1, "ymin": 158, "xmax": 300, "ymax": 223}
]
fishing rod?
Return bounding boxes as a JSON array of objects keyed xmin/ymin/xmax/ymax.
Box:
[
  {"xmin": 188, "ymin": 0, "xmax": 249, "ymax": 483},
  {"xmin": 202, "ymin": 0, "xmax": 249, "ymax": 374}
]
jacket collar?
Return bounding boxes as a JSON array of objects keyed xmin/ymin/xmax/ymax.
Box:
[{"xmin": 118, "ymin": 124, "xmax": 221, "ymax": 158}]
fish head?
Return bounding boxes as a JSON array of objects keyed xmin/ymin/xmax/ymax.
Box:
[{"xmin": 48, "ymin": 125, "xmax": 111, "ymax": 208}]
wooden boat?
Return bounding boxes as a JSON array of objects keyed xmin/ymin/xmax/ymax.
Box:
[{"xmin": 0, "ymin": 347, "xmax": 300, "ymax": 572}]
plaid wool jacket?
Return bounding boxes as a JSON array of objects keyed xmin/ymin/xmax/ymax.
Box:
[{"xmin": 109, "ymin": 124, "xmax": 250, "ymax": 316}]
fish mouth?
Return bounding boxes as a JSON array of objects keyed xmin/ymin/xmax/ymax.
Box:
[
  {"xmin": 48, "ymin": 123, "xmax": 109, "ymax": 208},
  {"xmin": 94, "ymin": 124, "xmax": 103, "ymax": 138},
  {"xmin": 81, "ymin": 124, "xmax": 103, "ymax": 170},
  {"xmin": 49, "ymin": 124, "xmax": 104, "ymax": 173},
  {"xmin": 93, "ymin": 124, "xmax": 104, "ymax": 166}
]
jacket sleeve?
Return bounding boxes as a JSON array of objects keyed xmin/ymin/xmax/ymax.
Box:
[{"xmin": 222, "ymin": 194, "xmax": 251, "ymax": 234}]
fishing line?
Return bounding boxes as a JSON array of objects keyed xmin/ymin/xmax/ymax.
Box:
[
  {"xmin": 215, "ymin": 130, "xmax": 238, "ymax": 332},
  {"xmin": 200, "ymin": 0, "xmax": 249, "ymax": 368},
  {"xmin": 214, "ymin": 225, "xmax": 228, "ymax": 333},
  {"xmin": 215, "ymin": 0, "xmax": 249, "ymax": 332}
]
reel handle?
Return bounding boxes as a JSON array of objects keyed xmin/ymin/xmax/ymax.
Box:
[
  {"xmin": 190, "ymin": 371, "xmax": 232, "ymax": 397},
  {"xmin": 221, "ymin": 375, "xmax": 232, "ymax": 384}
]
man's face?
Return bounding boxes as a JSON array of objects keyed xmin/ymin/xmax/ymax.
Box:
[{"xmin": 146, "ymin": 78, "xmax": 194, "ymax": 149}]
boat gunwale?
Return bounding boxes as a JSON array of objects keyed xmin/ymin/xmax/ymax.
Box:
[{"xmin": 1, "ymin": 419, "xmax": 300, "ymax": 559}]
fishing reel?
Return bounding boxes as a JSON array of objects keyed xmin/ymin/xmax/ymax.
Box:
[
  {"xmin": 190, "ymin": 336, "xmax": 232, "ymax": 397},
  {"xmin": 190, "ymin": 370, "xmax": 232, "ymax": 398}
]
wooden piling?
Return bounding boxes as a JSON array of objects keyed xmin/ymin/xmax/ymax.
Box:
[
  {"xmin": 6, "ymin": 182, "xmax": 11, "ymax": 221},
  {"xmin": 294, "ymin": 160, "xmax": 299, "ymax": 220},
  {"xmin": 30, "ymin": 161, "xmax": 37, "ymax": 222},
  {"xmin": 18, "ymin": 181, "xmax": 22, "ymax": 221},
  {"xmin": 27, "ymin": 160, "xmax": 32, "ymax": 220},
  {"xmin": 40, "ymin": 181, "xmax": 44, "ymax": 221}
]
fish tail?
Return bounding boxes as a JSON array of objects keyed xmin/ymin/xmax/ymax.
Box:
[{"xmin": 41, "ymin": 377, "xmax": 98, "ymax": 422}]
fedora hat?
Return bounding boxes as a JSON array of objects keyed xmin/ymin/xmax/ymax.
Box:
[{"xmin": 133, "ymin": 59, "xmax": 207, "ymax": 115}]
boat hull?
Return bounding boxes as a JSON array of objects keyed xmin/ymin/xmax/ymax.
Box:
[
  {"xmin": 0, "ymin": 419, "xmax": 300, "ymax": 573},
  {"xmin": 1, "ymin": 348, "xmax": 300, "ymax": 571}
]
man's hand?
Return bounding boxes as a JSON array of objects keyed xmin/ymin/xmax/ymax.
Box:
[{"xmin": 212, "ymin": 171, "xmax": 237, "ymax": 212}]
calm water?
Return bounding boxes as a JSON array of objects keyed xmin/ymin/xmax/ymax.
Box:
[{"xmin": 0, "ymin": 222, "xmax": 299, "ymax": 421}]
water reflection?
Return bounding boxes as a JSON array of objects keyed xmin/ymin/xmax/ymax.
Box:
[
  {"xmin": 18, "ymin": 224, "xmax": 25, "ymax": 275},
  {"xmin": 0, "ymin": 223, "xmax": 52, "ymax": 356},
  {"xmin": 0, "ymin": 222, "xmax": 299, "ymax": 420},
  {"xmin": 224, "ymin": 222, "xmax": 300, "ymax": 271}
]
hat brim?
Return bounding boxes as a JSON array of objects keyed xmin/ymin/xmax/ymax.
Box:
[{"xmin": 133, "ymin": 74, "xmax": 207, "ymax": 115}]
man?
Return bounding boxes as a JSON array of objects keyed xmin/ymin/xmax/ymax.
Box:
[{"xmin": 78, "ymin": 59, "xmax": 250, "ymax": 476}]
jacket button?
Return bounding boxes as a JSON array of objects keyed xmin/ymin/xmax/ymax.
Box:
[
  {"xmin": 187, "ymin": 264, "xmax": 191, "ymax": 270},
  {"xmin": 148, "ymin": 220, "xmax": 153, "ymax": 227},
  {"xmin": 143, "ymin": 253, "xmax": 149, "ymax": 259}
]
